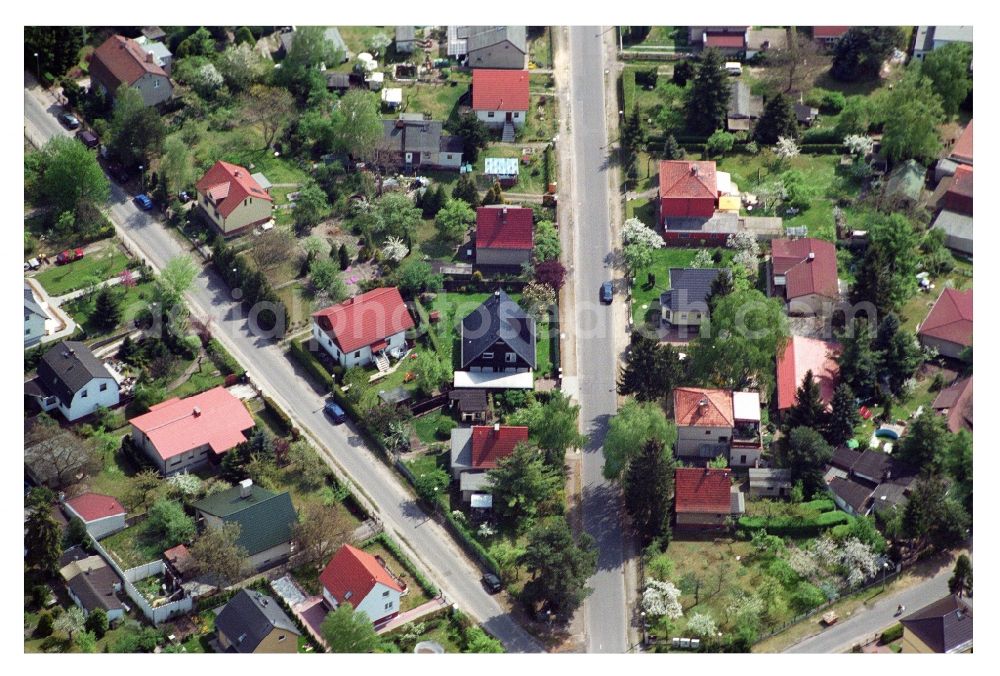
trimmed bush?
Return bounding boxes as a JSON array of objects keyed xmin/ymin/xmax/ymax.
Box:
[
  {"xmin": 881, "ymin": 623, "xmax": 904, "ymax": 644},
  {"xmin": 208, "ymin": 339, "xmax": 245, "ymax": 377},
  {"xmin": 288, "ymin": 339, "xmax": 335, "ymax": 391}
]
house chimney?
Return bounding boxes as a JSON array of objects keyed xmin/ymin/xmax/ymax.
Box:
[
  {"xmin": 239, "ymin": 478, "xmax": 253, "ymax": 498},
  {"xmin": 146, "ymin": 51, "xmax": 154, "ymax": 64},
  {"xmin": 691, "ymin": 165, "xmax": 699, "ymax": 176},
  {"xmin": 698, "ymin": 397, "xmax": 709, "ymax": 409},
  {"xmin": 192, "ymin": 406, "xmax": 202, "ymax": 417},
  {"xmin": 494, "ymin": 423, "xmax": 500, "ymax": 432},
  {"xmin": 807, "ymin": 251, "xmax": 815, "ymax": 260}
]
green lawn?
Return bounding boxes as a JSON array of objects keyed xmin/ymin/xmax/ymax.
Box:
[
  {"xmin": 622, "ymin": 26, "xmax": 688, "ymax": 49},
  {"xmin": 168, "ymin": 359, "xmax": 226, "ymax": 399},
  {"xmin": 478, "ymin": 146, "xmax": 550, "ymax": 195},
  {"xmin": 413, "ymin": 411, "xmax": 457, "ymax": 445},
  {"xmin": 34, "ymin": 246, "xmax": 131, "ymax": 296},
  {"xmin": 362, "ymin": 540, "xmax": 431, "ymax": 612},
  {"xmin": 100, "ymin": 521, "xmax": 172, "ymax": 569},
  {"xmin": 626, "ymin": 197, "xmax": 657, "ymax": 226},
  {"xmin": 521, "ymin": 93, "xmax": 558, "ymax": 142},
  {"xmin": 399, "ymin": 76, "xmax": 470, "ymax": 123},
  {"xmin": 275, "ymin": 282, "xmax": 315, "ymax": 331},
  {"xmin": 527, "ymin": 28, "xmax": 552, "ymax": 68},
  {"xmin": 414, "ymin": 218, "xmax": 460, "ymax": 261},
  {"xmin": 63, "ymin": 280, "xmax": 154, "ymax": 338}
]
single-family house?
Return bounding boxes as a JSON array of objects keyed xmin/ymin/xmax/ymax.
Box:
[
  {"xmin": 24, "ymin": 341, "xmax": 120, "ymax": 421},
  {"xmin": 900, "ymin": 595, "xmax": 973, "ymax": 653},
  {"xmin": 129, "ymin": 386, "xmax": 255, "ymax": 475},
  {"xmin": 378, "ymin": 116, "xmax": 464, "ymax": 170},
  {"xmin": 917, "ymin": 288, "xmax": 972, "ymax": 359},
  {"xmin": 448, "ymin": 388, "xmax": 489, "ymax": 422},
  {"xmin": 24, "ymin": 281, "xmax": 48, "ymax": 346},
  {"xmin": 483, "ymin": 157, "xmax": 520, "ymax": 187},
  {"xmin": 472, "ymin": 69, "xmax": 529, "ymax": 130},
  {"xmin": 942, "ymin": 164, "xmax": 973, "ymax": 215},
  {"xmin": 475, "ymin": 205, "xmax": 534, "ymax": 268},
  {"xmin": 319, "ymin": 544, "xmax": 404, "ymax": 626},
  {"xmin": 89, "ymin": 35, "xmax": 173, "ymax": 107},
  {"xmin": 826, "ymin": 449, "xmax": 917, "ymax": 516},
  {"xmin": 451, "ymin": 26, "xmax": 527, "ymax": 69},
  {"xmin": 748, "ymin": 468, "xmax": 792, "ymax": 499},
  {"xmin": 769, "ymin": 237, "xmax": 839, "ymax": 315},
  {"xmin": 776, "ymin": 335, "xmax": 841, "ymax": 417},
  {"xmin": 932, "ymin": 376, "xmax": 972, "ymax": 434},
  {"xmin": 660, "ymin": 268, "xmax": 725, "ymax": 331},
  {"xmin": 913, "ymin": 26, "xmax": 973, "ymax": 61},
  {"xmin": 659, "ymin": 160, "xmax": 719, "ymax": 223},
  {"xmin": 931, "ymin": 209, "xmax": 973, "ymax": 256},
  {"xmin": 794, "ymin": 102, "xmax": 819, "ymax": 126},
  {"xmin": 216, "ymin": 589, "xmax": 301, "ymax": 654},
  {"xmin": 395, "ymin": 26, "xmax": 417, "ymax": 54},
  {"xmin": 312, "ymin": 287, "xmax": 415, "ymax": 368},
  {"xmin": 450, "ymin": 424, "xmax": 528, "ymax": 501},
  {"xmin": 192, "ymin": 479, "xmax": 298, "ymax": 572},
  {"xmin": 688, "ymin": 26, "xmax": 748, "ymax": 55},
  {"xmin": 812, "ymin": 26, "xmax": 851, "ymax": 47},
  {"xmin": 59, "ymin": 549, "xmax": 125, "ymax": 621},
  {"xmin": 62, "ymin": 492, "xmax": 127, "ymax": 539},
  {"xmin": 673, "ymin": 387, "xmax": 763, "ymax": 467},
  {"xmin": 674, "ymin": 467, "xmax": 744, "ymax": 529},
  {"xmin": 726, "ymin": 81, "xmax": 763, "ymax": 132},
  {"xmin": 882, "ymin": 159, "xmax": 926, "ymax": 209},
  {"xmin": 195, "ymin": 160, "xmax": 274, "ymax": 236},
  {"xmin": 326, "ymin": 71, "xmax": 360, "ymax": 93},
  {"xmin": 456, "ymin": 290, "xmax": 535, "ymax": 390}
]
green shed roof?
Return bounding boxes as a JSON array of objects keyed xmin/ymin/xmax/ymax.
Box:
[
  {"xmin": 192, "ymin": 484, "xmax": 297, "ymax": 556},
  {"xmin": 884, "ymin": 159, "xmax": 926, "ymax": 202}
]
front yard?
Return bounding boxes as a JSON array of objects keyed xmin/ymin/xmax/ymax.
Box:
[
  {"xmin": 630, "ymin": 248, "xmax": 735, "ymax": 329},
  {"xmin": 33, "ymin": 243, "xmax": 131, "ymax": 296}
]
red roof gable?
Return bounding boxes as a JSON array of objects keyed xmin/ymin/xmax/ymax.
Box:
[
  {"xmin": 948, "ymin": 164, "xmax": 973, "ymax": 199},
  {"xmin": 675, "ymin": 467, "xmax": 733, "ymax": 513},
  {"xmin": 312, "ymin": 287, "xmax": 415, "ymax": 354},
  {"xmin": 813, "ymin": 26, "xmax": 850, "ymax": 39},
  {"xmin": 475, "ymin": 206, "xmax": 534, "ymax": 251},
  {"xmin": 951, "ymin": 120, "xmax": 973, "ymax": 164},
  {"xmin": 319, "ymin": 544, "xmax": 403, "ymax": 607},
  {"xmin": 65, "ymin": 493, "xmax": 125, "ymax": 522},
  {"xmin": 771, "ymin": 238, "xmax": 839, "ymax": 300},
  {"xmin": 470, "ymin": 425, "xmax": 529, "ymax": 469},
  {"xmin": 776, "ymin": 336, "xmax": 841, "ymax": 411},
  {"xmin": 90, "ymin": 35, "xmax": 168, "ymax": 88},
  {"xmin": 659, "ymin": 160, "xmax": 718, "ymax": 200},
  {"xmin": 472, "ymin": 69, "xmax": 530, "ymax": 111},
  {"xmin": 673, "ymin": 387, "xmax": 734, "ymax": 428},
  {"xmin": 705, "ymin": 32, "xmax": 746, "ymax": 48},
  {"xmin": 129, "ymin": 387, "xmax": 255, "ymax": 461},
  {"xmin": 919, "ymin": 288, "xmax": 973, "ymax": 347},
  {"xmin": 195, "ymin": 160, "xmax": 272, "ymax": 219}
]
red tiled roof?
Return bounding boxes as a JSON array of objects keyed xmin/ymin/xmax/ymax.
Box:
[
  {"xmin": 673, "ymin": 387, "xmax": 734, "ymax": 428},
  {"xmin": 319, "ymin": 544, "xmax": 403, "ymax": 608},
  {"xmin": 659, "ymin": 160, "xmax": 718, "ymax": 200},
  {"xmin": 90, "ymin": 35, "xmax": 167, "ymax": 88},
  {"xmin": 919, "ymin": 288, "xmax": 973, "ymax": 347},
  {"xmin": 675, "ymin": 467, "xmax": 733, "ymax": 513},
  {"xmin": 951, "ymin": 120, "xmax": 973, "ymax": 164},
  {"xmin": 948, "ymin": 164, "xmax": 973, "ymax": 199},
  {"xmin": 470, "ymin": 425, "xmax": 529, "ymax": 469},
  {"xmin": 771, "ymin": 238, "xmax": 839, "ymax": 300},
  {"xmin": 65, "ymin": 493, "xmax": 125, "ymax": 522},
  {"xmin": 705, "ymin": 32, "xmax": 746, "ymax": 48},
  {"xmin": 932, "ymin": 376, "xmax": 973, "ymax": 434},
  {"xmin": 472, "ymin": 69, "xmax": 530, "ymax": 111},
  {"xmin": 776, "ymin": 336, "xmax": 841, "ymax": 411},
  {"xmin": 312, "ymin": 287, "xmax": 415, "ymax": 354},
  {"xmin": 129, "ymin": 387, "xmax": 255, "ymax": 461},
  {"xmin": 812, "ymin": 26, "xmax": 850, "ymax": 39},
  {"xmin": 475, "ymin": 206, "xmax": 534, "ymax": 251},
  {"xmin": 195, "ymin": 160, "xmax": 272, "ymax": 218}
]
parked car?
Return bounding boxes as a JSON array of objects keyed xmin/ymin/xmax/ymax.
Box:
[
  {"xmin": 56, "ymin": 248, "xmax": 85, "ymax": 265},
  {"xmin": 134, "ymin": 194, "xmax": 154, "ymax": 211},
  {"xmin": 59, "ymin": 112, "xmax": 81, "ymax": 129},
  {"xmin": 482, "ymin": 573, "xmax": 502, "ymax": 594},
  {"xmin": 600, "ymin": 281, "xmax": 613, "ymax": 304},
  {"xmin": 24, "ymin": 258, "xmax": 41, "ymax": 271},
  {"xmin": 76, "ymin": 130, "xmax": 99, "ymax": 149},
  {"xmin": 324, "ymin": 401, "xmax": 347, "ymax": 424}
]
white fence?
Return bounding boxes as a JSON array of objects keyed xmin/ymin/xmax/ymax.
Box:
[{"xmin": 90, "ymin": 539, "xmax": 193, "ymax": 626}]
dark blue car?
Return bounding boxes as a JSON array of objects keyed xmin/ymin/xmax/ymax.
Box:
[
  {"xmin": 324, "ymin": 401, "xmax": 347, "ymax": 424},
  {"xmin": 600, "ymin": 281, "xmax": 613, "ymax": 304},
  {"xmin": 134, "ymin": 194, "xmax": 153, "ymax": 210}
]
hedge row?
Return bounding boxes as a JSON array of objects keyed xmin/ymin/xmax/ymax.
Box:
[
  {"xmin": 207, "ymin": 338, "xmax": 245, "ymax": 377},
  {"xmin": 262, "ymin": 395, "xmax": 295, "ymax": 438},
  {"xmin": 644, "ymin": 140, "xmax": 847, "ymax": 156},
  {"xmin": 441, "ymin": 510, "xmax": 501, "ymax": 577},
  {"xmin": 622, "ymin": 68, "xmax": 637, "ymax": 112},
  {"xmin": 881, "ymin": 623, "xmax": 904, "ymax": 644},
  {"xmin": 737, "ymin": 510, "xmax": 851, "ymax": 538},
  {"xmin": 364, "ymin": 532, "xmax": 439, "ymax": 598},
  {"xmin": 288, "ymin": 339, "xmax": 335, "ymax": 391},
  {"xmin": 801, "ymin": 498, "xmax": 836, "ymax": 513}
]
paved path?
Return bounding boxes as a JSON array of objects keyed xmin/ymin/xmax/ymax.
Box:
[
  {"xmin": 377, "ymin": 597, "xmax": 450, "ymax": 635},
  {"xmin": 25, "ymin": 75, "xmax": 542, "ymax": 654}
]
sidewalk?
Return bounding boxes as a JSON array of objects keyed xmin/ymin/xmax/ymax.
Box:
[{"xmin": 376, "ymin": 597, "xmax": 449, "ymax": 635}]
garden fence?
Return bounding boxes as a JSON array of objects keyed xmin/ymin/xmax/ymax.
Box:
[{"xmin": 89, "ymin": 538, "xmax": 193, "ymax": 626}]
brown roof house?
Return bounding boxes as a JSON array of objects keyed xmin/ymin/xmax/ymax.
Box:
[
  {"xmin": 932, "ymin": 376, "xmax": 972, "ymax": 433},
  {"xmin": 900, "ymin": 595, "xmax": 973, "ymax": 653},
  {"xmin": 89, "ymin": 35, "xmax": 173, "ymax": 107},
  {"xmin": 917, "ymin": 288, "xmax": 972, "ymax": 359},
  {"xmin": 59, "ymin": 547, "xmax": 126, "ymax": 622},
  {"xmin": 673, "ymin": 387, "xmax": 763, "ymax": 467},
  {"xmin": 769, "ymin": 238, "xmax": 839, "ymax": 315}
]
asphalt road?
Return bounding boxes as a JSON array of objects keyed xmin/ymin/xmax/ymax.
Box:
[
  {"xmin": 567, "ymin": 27, "xmax": 628, "ymax": 654},
  {"xmin": 25, "ymin": 81, "xmax": 542, "ymax": 653}
]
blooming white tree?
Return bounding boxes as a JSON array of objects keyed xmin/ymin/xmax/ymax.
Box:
[
  {"xmin": 787, "ymin": 546, "xmax": 819, "ymax": 579},
  {"xmin": 839, "ymin": 537, "xmax": 879, "ymax": 588},
  {"xmin": 690, "ymin": 249, "xmax": 714, "ymax": 269},
  {"xmin": 774, "ymin": 136, "xmax": 800, "ymax": 161},
  {"xmin": 477, "ymin": 522, "xmax": 496, "ymax": 538},
  {"xmin": 623, "ymin": 218, "xmax": 665, "ymax": 249},
  {"xmin": 641, "ymin": 579, "xmax": 683, "ymax": 619},
  {"xmin": 726, "ymin": 231, "xmax": 760, "ymax": 282},
  {"xmin": 381, "ymin": 236, "xmax": 409, "ymax": 262},
  {"xmin": 810, "ymin": 535, "xmax": 840, "ymax": 568},
  {"xmin": 167, "ymin": 473, "xmax": 203, "ymax": 497},
  {"xmin": 726, "ymin": 588, "xmax": 764, "ymax": 622},
  {"xmin": 843, "ymin": 134, "xmax": 875, "ymax": 157},
  {"xmin": 687, "ymin": 612, "xmax": 717, "ymax": 638},
  {"xmin": 194, "ymin": 63, "xmax": 224, "ymax": 97}
]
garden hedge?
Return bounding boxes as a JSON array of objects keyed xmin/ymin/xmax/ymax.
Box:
[
  {"xmin": 737, "ymin": 510, "xmax": 850, "ymax": 538},
  {"xmin": 881, "ymin": 623, "xmax": 904, "ymax": 643},
  {"xmin": 363, "ymin": 533, "xmax": 439, "ymax": 598},
  {"xmin": 288, "ymin": 339, "xmax": 335, "ymax": 391},
  {"xmin": 208, "ymin": 339, "xmax": 245, "ymax": 377}
]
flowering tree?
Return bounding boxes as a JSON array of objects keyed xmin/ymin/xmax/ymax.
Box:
[
  {"xmin": 787, "ymin": 547, "xmax": 819, "ymax": 579},
  {"xmin": 522, "ymin": 281, "xmax": 557, "ymax": 320},
  {"xmin": 726, "ymin": 588, "xmax": 764, "ymax": 622},
  {"xmin": 623, "ymin": 218, "xmax": 665, "ymax": 248},
  {"xmin": 843, "ymin": 134, "xmax": 875, "ymax": 156},
  {"xmin": 774, "ymin": 136, "xmax": 800, "ymax": 161},
  {"xmin": 641, "ymin": 579, "xmax": 683, "ymax": 619},
  {"xmin": 381, "ymin": 236, "xmax": 409, "ymax": 263},
  {"xmin": 167, "ymin": 473, "xmax": 203, "ymax": 497},
  {"xmin": 839, "ymin": 537, "xmax": 879, "ymax": 587},
  {"xmin": 726, "ymin": 231, "xmax": 760, "ymax": 283},
  {"xmin": 690, "ymin": 249, "xmax": 713, "ymax": 269},
  {"xmin": 687, "ymin": 611, "xmax": 717, "ymax": 638}
]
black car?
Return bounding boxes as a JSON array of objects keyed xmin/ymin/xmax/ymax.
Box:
[
  {"xmin": 59, "ymin": 112, "xmax": 81, "ymax": 129},
  {"xmin": 482, "ymin": 573, "xmax": 502, "ymax": 594},
  {"xmin": 76, "ymin": 130, "xmax": 99, "ymax": 149},
  {"xmin": 600, "ymin": 281, "xmax": 613, "ymax": 304}
]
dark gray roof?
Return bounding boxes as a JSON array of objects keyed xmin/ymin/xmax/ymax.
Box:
[
  {"xmin": 326, "ymin": 72, "xmax": 353, "ymax": 89},
  {"xmin": 396, "ymin": 26, "xmax": 416, "ymax": 43},
  {"xmin": 460, "ymin": 290, "xmax": 536, "ymax": 369},
  {"xmin": 24, "ymin": 283, "xmax": 46, "ymax": 319},
  {"xmin": 449, "ymin": 388, "xmax": 488, "ymax": 412},
  {"xmin": 728, "ymin": 81, "xmax": 762, "ymax": 119},
  {"xmin": 829, "ymin": 476, "xmax": 875, "ymax": 513},
  {"xmin": 450, "ymin": 427, "xmax": 473, "ymax": 471},
  {"xmin": 459, "ymin": 26, "xmax": 527, "ymax": 53},
  {"xmin": 901, "ymin": 595, "xmax": 973, "ymax": 653},
  {"xmin": 830, "ymin": 446, "xmax": 863, "ymax": 472},
  {"xmin": 849, "ymin": 450, "xmax": 917, "ymax": 484},
  {"xmin": 215, "ymin": 589, "xmax": 300, "ymax": 653},
  {"xmin": 36, "ymin": 341, "xmax": 114, "ymax": 407},
  {"xmin": 660, "ymin": 268, "xmax": 724, "ymax": 313},
  {"xmin": 749, "ymin": 468, "xmax": 791, "ymax": 488},
  {"xmin": 794, "ymin": 102, "xmax": 818, "ymax": 123},
  {"xmin": 439, "ymin": 135, "xmax": 465, "ymax": 154},
  {"xmin": 382, "ymin": 118, "xmax": 444, "ymax": 155},
  {"xmin": 192, "ymin": 485, "xmax": 297, "ymax": 557},
  {"xmin": 66, "ymin": 562, "xmax": 125, "ymax": 614}
]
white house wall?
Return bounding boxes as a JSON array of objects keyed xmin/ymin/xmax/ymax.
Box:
[
  {"xmin": 676, "ymin": 425, "xmax": 732, "ymax": 456},
  {"xmin": 61, "ymin": 377, "xmax": 120, "ymax": 422}
]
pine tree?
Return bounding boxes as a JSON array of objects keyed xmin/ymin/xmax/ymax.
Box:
[
  {"xmin": 825, "ymin": 383, "xmax": 859, "ymax": 446},
  {"xmin": 481, "ymin": 180, "xmax": 504, "ymax": 206},
  {"xmin": 93, "ymin": 286, "xmax": 123, "ymax": 332},
  {"xmin": 662, "ymin": 134, "xmax": 682, "ymax": 160},
  {"xmin": 519, "ymin": 516, "xmax": 597, "ymax": 616},
  {"xmin": 851, "ymin": 243, "xmax": 896, "ymax": 316},
  {"xmin": 783, "ymin": 370, "xmax": 828, "ymax": 432},
  {"xmin": 837, "ymin": 319, "xmax": 880, "ymax": 401},
  {"xmin": 451, "ymin": 173, "xmax": 480, "ymax": 207},
  {"xmin": 706, "ymin": 268, "xmax": 734, "ymax": 312},
  {"xmin": 25, "ymin": 508, "xmax": 62, "ymax": 574},
  {"xmin": 672, "ymin": 60, "xmax": 694, "ymax": 87},
  {"xmin": 948, "ymin": 554, "xmax": 973, "ymax": 598},
  {"xmin": 876, "ymin": 314, "xmax": 922, "ymax": 395},
  {"xmin": 338, "ymin": 243, "xmax": 350, "ymax": 271},
  {"xmin": 618, "ymin": 335, "xmax": 684, "ymax": 403},
  {"xmin": 623, "ymin": 438, "xmax": 675, "ymax": 543},
  {"xmin": 685, "ymin": 48, "xmax": 730, "ymax": 135},
  {"xmin": 753, "ymin": 93, "xmax": 800, "ymax": 144}
]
